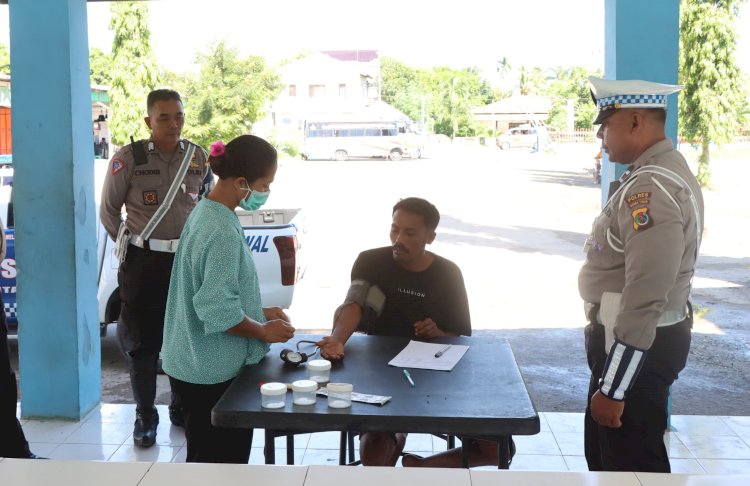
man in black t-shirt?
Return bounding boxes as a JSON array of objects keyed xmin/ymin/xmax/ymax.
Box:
[
  {"xmin": 347, "ymin": 246, "xmax": 471, "ymax": 338},
  {"xmin": 317, "ymin": 197, "xmax": 474, "ymax": 467}
]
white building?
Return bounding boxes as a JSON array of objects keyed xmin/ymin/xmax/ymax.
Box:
[
  {"xmin": 471, "ymin": 95, "xmax": 552, "ymax": 133},
  {"xmin": 259, "ymin": 50, "xmax": 410, "ymax": 141}
]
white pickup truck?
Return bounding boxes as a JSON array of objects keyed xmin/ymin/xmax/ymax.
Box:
[{"xmin": 0, "ymin": 161, "xmax": 306, "ymax": 335}]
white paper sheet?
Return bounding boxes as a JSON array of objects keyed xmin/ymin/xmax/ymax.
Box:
[{"xmin": 387, "ymin": 340, "xmax": 469, "ymax": 371}]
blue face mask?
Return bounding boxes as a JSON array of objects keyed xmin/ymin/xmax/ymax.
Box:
[{"xmin": 239, "ymin": 184, "xmax": 270, "ymax": 211}]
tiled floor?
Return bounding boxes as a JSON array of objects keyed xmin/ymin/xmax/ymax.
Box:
[{"xmin": 14, "ymin": 404, "xmax": 750, "ymax": 474}]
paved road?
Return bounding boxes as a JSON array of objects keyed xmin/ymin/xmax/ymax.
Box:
[{"xmin": 11, "ymin": 142, "xmax": 750, "ymax": 415}]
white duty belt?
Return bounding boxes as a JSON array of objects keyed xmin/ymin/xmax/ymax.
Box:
[
  {"xmin": 129, "ymin": 234, "xmax": 180, "ymax": 253},
  {"xmin": 584, "ymin": 301, "xmax": 689, "ymax": 328}
]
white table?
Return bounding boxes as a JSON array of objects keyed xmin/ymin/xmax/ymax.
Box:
[
  {"xmin": 303, "ymin": 464, "xmax": 471, "ymax": 486},
  {"xmin": 0, "ymin": 458, "xmax": 151, "ymax": 486},
  {"xmin": 636, "ymin": 472, "xmax": 750, "ymax": 486},
  {"xmin": 139, "ymin": 463, "xmax": 308, "ymax": 486}
]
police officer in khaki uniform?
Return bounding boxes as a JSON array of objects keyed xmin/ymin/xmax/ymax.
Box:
[
  {"xmin": 579, "ymin": 77, "xmax": 704, "ymax": 472},
  {"xmin": 100, "ymin": 89, "xmax": 212, "ymax": 448}
]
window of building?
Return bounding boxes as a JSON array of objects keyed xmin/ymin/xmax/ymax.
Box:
[
  {"xmin": 309, "ymin": 84, "xmax": 326, "ymax": 97},
  {"xmin": 339, "ymin": 84, "xmax": 346, "ymax": 97},
  {"xmin": 288, "ymin": 84, "xmax": 296, "ymax": 97}
]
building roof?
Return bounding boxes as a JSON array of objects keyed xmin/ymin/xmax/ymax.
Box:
[
  {"xmin": 472, "ymin": 95, "xmax": 552, "ymax": 115},
  {"xmin": 273, "ymin": 98, "xmax": 411, "ymax": 123},
  {"xmin": 321, "ymin": 50, "xmax": 378, "ymax": 62}
]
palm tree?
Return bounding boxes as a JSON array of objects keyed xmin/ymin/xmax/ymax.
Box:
[{"xmin": 496, "ymin": 57, "xmax": 511, "ymax": 80}]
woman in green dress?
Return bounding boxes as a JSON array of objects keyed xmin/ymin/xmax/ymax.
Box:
[{"xmin": 162, "ymin": 135, "xmax": 295, "ymax": 463}]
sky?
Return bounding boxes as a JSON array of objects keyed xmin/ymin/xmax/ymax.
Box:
[
  {"xmin": 1, "ymin": 0, "xmax": 749, "ymax": 82},
  {"xmin": 90, "ymin": 0, "xmax": 607, "ymax": 78}
]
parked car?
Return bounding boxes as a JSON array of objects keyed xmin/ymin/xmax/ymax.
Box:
[
  {"xmin": 496, "ymin": 126, "xmax": 540, "ymax": 150},
  {"xmin": 0, "ymin": 161, "xmax": 307, "ymax": 335}
]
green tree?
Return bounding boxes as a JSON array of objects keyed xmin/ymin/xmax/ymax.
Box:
[
  {"xmin": 108, "ymin": 1, "xmax": 159, "ymax": 145},
  {"xmin": 380, "ymin": 58, "xmax": 492, "ymax": 137},
  {"xmin": 0, "ymin": 43, "xmax": 10, "ymax": 74},
  {"xmin": 431, "ymin": 67, "xmax": 490, "ymax": 137},
  {"xmin": 89, "ymin": 47, "xmax": 113, "ymax": 86},
  {"xmin": 380, "ymin": 57, "xmax": 427, "ymax": 123},
  {"xmin": 544, "ymin": 66, "xmax": 601, "ymax": 131},
  {"xmin": 496, "ymin": 57, "xmax": 511, "ymax": 81},
  {"xmin": 179, "ymin": 41, "xmax": 282, "ymax": 149},
  {"xmin": 679, "ymin": 0, "xmax": 745, "ymax": 186},
  {"xmin": 517, "ymin": 66, "xmax": 546, "ymax": 96}
]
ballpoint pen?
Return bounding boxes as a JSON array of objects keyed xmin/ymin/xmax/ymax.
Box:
[
  {"xmin": 402, "ymin": 369, "xmax": 415, "ymax": 387},
  {"xmin": 434, "ymin": 344, "xmax": 452, "ymax": 358}
]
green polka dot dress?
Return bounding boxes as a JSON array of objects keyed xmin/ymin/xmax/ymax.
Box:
[{"xmin": 162, "ymin": 198, "xmax": 270, "ymax": 385}]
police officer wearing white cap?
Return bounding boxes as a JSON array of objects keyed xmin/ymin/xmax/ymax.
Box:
[
  {"xmin": 579, "ymin": 76, "xmax": 704, "ymax": 472},
  {"xmin": 100, "ymin": 89, "xmax": 212, "ymax": 448}
]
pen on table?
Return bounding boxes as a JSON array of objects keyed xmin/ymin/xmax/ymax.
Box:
[
  {"xmin": 402, "ymin": 369, "xmax": 415, "ymax": 387},
  {"xmin": 434, "ymin": 344, "xmax": 452, "ymax": 358}
]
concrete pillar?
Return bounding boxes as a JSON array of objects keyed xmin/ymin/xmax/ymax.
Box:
[
  {"xmin": 9, "ymin": 0, "xmax": 100, "ymax": 419},
  {"xmin": 601, "ymin": 0, "xmax": 680, "ymax": 206}
]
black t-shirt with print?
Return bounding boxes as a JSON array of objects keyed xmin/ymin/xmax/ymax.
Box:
[{"xmin": 351, "ymin": 246, "xmax": 471, "ymax": 338}]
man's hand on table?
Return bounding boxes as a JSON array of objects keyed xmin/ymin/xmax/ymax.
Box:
[
  {"xmin": 414, "ymin": 318, "xmax": 446, "ymax": 339},
  {"xmin": 316, "ymin": 336, "xmax": 345, "ymax": 360}
]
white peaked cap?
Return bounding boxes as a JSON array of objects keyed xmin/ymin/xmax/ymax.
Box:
[{"xmin": 588, "ymin": 76, "xmax": 684, "ymax": 124}]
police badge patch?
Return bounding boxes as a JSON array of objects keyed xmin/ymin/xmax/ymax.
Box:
[
  {"xmin": 143, "ymin": 191, "xmax": 158, "ymax": 206},
  {"xmin": 111, "ymin": 159, "xmax": 124, "ymax": 175},
  {"xmin": 626, "ymin": 191, "xmax": 651, "ymax": 208},
  {"xmin": 632, "ymin": 207, "xmax": 653, "ymax": 231}
]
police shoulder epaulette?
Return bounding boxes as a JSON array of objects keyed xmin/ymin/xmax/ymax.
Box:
[
  {"xmin": 184, "ymin": 139, "xmax": 208, "ymax": 159},
  {"xmin": 130, "ymin": 136, "xmax": 148, "ymax": 166}
]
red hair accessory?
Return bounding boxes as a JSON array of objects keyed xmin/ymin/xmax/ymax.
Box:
[{"xmin": 210, "ymin": 140, "xmax": 225, "ymax": 157}]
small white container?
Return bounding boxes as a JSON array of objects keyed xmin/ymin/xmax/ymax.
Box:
[
  {"xmin": 307, "ymin": 359, "xmax": 331, "ymax": 386},
  {"xmin": 260, "ymin": 382, "xmax": 287, "ymax": 409},
  {"xmin": 292, "ymin": 379, "xmax": 318, "ymax": 406},
  {"xmin": 327, "ymin": 382, "xmax": 353, "ymax": 408}
]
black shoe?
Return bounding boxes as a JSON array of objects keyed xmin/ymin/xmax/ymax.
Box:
[
  {"xmin": 133, "ymin": 411, "xmax": 158, "ymax": 448},
  {"xmin": 26, "ymin": 454, "xmax": 49, "ymax": 459},
  {"xmin": 169, "ymin": 405, "xmax": 184, "ymax": 427}
]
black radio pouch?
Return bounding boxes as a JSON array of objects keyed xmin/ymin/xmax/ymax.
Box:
[{"xmin": 130, "ymin": 136, "xmax": 147, "ymax": 166}]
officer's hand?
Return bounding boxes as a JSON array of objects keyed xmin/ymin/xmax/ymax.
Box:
[
  {"xmin": 263, "ymin": 307, "xmax": 290, "ymax": 323},
  {"xmin": 414, "ymin": 318, "xmax": 444, "ymax": 339},
  {"xmin": 262, "ymin": 319, "xmax": 295, "ymax": 343},
  {"xmin": 315, "ymin": 336, "xmax": 345, "ymax": 361},
  {"xmin": 590, "ymin": 390, "xmax": 624, "ymax": 428}
]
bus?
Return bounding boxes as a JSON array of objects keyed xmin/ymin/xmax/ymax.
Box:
[{"xmin": 301, "ymin": 120, "xmax": 424, "ymax": 161}]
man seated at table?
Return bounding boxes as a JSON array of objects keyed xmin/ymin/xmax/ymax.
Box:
[{"xmin": 316, "ymin": 197, "xmax": 507, "ymax": 468}]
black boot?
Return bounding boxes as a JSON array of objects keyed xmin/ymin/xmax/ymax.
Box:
[
  {"xmin": 124, "ymin": 351, "xmax": 159, "ymax": 447},
  {"xmin": 169, "ymin": 392, "xmax": 184, "ymax": 427},
  {"xmin": 133, "ymin": 409, "xmax": 158, "ymax": 447},
  {"xmin": 25, "ymin": 454, "xmax": 49, "ymax": 459}
]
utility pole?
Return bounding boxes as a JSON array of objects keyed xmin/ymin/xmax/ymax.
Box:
[
  {"xmin": 420, "ymin": 95, "xmax": 426, "ymax": 131},
  {"xmin": 566, "ymin": 98, "xmax": 575, "ymax": 132}
]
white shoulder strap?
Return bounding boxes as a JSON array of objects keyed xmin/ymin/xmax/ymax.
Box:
[
  {"xmin": 134, "ymin": 143, "xmax": 196, "ymax": 245},
  {"xmin": 602, "ymin": 165, "xmax": 702, "ymax": 257},
  {"xmin": 632, "ymin": 166, "xmax": 702, "ymax": 249}
]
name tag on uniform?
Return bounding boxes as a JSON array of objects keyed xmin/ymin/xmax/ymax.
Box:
[{"xmin": 583, "ymin": 235, "xmax": 593, "ymax": 253}]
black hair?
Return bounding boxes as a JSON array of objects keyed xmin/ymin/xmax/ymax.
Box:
[
  {"xmin": 393, "ymin": 197, "xmax": 440, "ymax": 231},
  {"xmin": 209, "ymin": 135, "xmax": 277, "ymax": 184},
  {"xmin": 147, "ymin": 89, "xmax": 182, "ymax": 111},
  {"xmin": 646, "ymin": 108, "xmax": 668, "ymax": 124}
]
